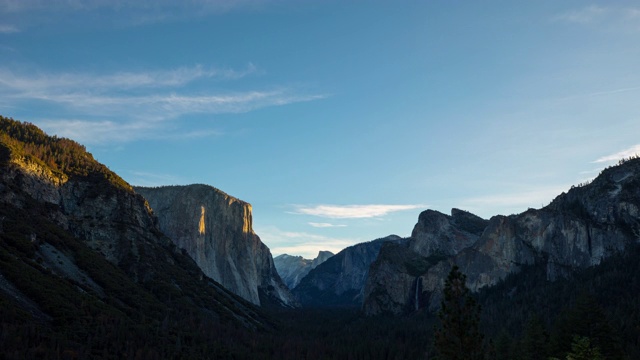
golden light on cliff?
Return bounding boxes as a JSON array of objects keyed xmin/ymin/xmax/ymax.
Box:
[{"xmin": 199, "ymin": 206, "xmax": 206, "ymax": 235}]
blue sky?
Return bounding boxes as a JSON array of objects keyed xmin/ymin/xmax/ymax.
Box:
[{"xmin": 1, "ymin": 1, "xmax": 640, "ymax": 258}]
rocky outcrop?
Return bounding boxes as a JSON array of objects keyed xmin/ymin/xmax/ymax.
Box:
[
  {"xmin": 135, "ymin": 185, "xmax": 297, "ymax": 307},
  {"xmin": 409, "ymin": 208, "xmax": 488, "ymax": 257},
  {"xmin": 362, "ymin": 209, "xmax": 487, "ymax": 315},
  {"xmin": 363, "ymin": 158, "xmax": 640, "ymax": 315},
  {"xmin": 274, "ymin": 251, "xmax": 334, "ymax": 289},
  {"xmin": 293, "ymin": 235, "xmax": 404, "ymax": 307}
]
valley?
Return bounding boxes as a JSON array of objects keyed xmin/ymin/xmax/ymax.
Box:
[{"xmin": 1, "ymin": 116, "xmax": 639, "ymax": 359}]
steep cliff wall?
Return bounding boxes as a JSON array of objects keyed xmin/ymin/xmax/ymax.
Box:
[
  {"xmin": 362, "ymin": 209, "xmax": 487, "ymax": 315},
  {"xmin": 135, "ymin": 185, "xmax": 296, "ymax": 307},
  {"xmin": 363, "ymin": 158, "xmax": 640, "ymax": 315}
]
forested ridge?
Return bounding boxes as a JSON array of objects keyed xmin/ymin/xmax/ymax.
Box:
[{"xmin": 0, "ymin": 116, "xmax": 130, "ymax": 191}]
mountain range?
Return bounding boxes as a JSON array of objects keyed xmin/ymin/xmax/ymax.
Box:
[{"xmin": 2, "ymin": 115, "xmax": 639, "ymax": 358}]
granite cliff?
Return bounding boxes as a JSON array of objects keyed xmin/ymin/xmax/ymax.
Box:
[
  {"xmin": 363, "ymin": 158, "xmax": 640, "ymax": 315},
  {"xmin": 293, "ymin": 235, "xmax": 403, "ymax": 307},
  {"xmin": 135, "ymin": 185, "xmax": 297, "ymax": 307},
  {"xmin": 274, "ymin": 251, "xmax": 334, "ymax": 289}
]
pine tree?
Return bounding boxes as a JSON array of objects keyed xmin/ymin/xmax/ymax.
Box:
[
  {"xmin": 492, "ymin": 330, "xmax": 512, "ymax": 360},
  {"xmin": 566, "ymin": 336, "xmax": 603, "ymax": 360},
  {"xmin": 434, "ymin": 265, "xmax": 484, "ymax": 360},
  {"xmin": 550, "ymin": 293, "xmax": 622, "ymax": 359},
  {"xmin": 521, "ymin": 314, "xmax": 548, "ymax": 360},
  {"xmin": 568, "ymin": 294, "xmax": 620, "ymax": 359}
]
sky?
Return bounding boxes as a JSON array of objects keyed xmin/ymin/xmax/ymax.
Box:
[{"xmin": 1, "ymin": 1, "xmax": 640, "ymax": 259}]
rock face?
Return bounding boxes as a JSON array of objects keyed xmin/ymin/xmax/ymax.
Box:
[
  {"xmin": 274, "ymin": 251, "xmax": 334, "ymax": 289},
  {"xmin": 409, "ymin": 208, "xmax": 488, "ymax": 257},
  {"xmin": 362, "ymin": 209, "xmax": 485, "ymax": 315},
  {"xmin": 293, "ymin": 235, "xmax": 404, "ymax": 307},
  {"xmin": 0, "ymin": 142, "xmax": 162, "ymax": 272},
  {"xmin": 0, "ymin": 117, "xmax": 269, "ymax": 331},
  {"xmin": 363, "ymin": 158, "xmax": 640, "ymax": 315},
  {"xmin": 135, "ymin": 185, "xmax": 297, "ymax": 307}
]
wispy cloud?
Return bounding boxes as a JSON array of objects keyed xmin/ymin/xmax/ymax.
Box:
[
  {"xmin": 0, "ymin": 24, "xmax": 19, "ymax": 33},
  {"xmin": 293, "ymin": 204, "xmax": 426, "ymax": 219},
  {"xmin": 557, "ymin": 86, "xmax": 640, "ymax": 102},
  {"xmin": 0, "ymin": 64, "xmax": 256, "ymax": 91},
  {"xmin": 593, "ymin": 144, "xmax": 640, "ymax": 164},
  {"xmin": 37, "ymin": 118, "xmax": 223, "ymax": 144},
  {"xmin": 554, "ymin": 5, "xmax": 607, "ymax": 24},
  {"xmin": 554, "ymin": 5, "xmax": 640, "ymax": 30},
  {"xmin": 256, "ymin": 225, "xmax": 358, "ymax": 258},
  {"xmin": 0, "ymin": 65, "xmax": 327, "ymax": 143},
  {"xmin": 23, "ymin": 89, "xmax": 323, "ymax": 117},
  {"xmin": 308, "ymin": 222, "xmax": 347, "ymax": 228},
  {"xmin": 0, "ymin": 0, "xmax": 269, "ymax": 12},
  {"xmin": 0, "ymin": 0, "xmax": 273, "ymax": 26},
  {"xmin": 37, "ymin": 119, "xmax": 156, "ymax": 144}
]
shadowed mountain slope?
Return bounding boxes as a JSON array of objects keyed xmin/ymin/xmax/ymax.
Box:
[{"xmin": 0, "ymin": 116, "xmax": 274, "ymax": 357}]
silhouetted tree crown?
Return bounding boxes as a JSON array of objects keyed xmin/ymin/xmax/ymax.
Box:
[{"xmin": 434, "ymin": 265, "xmax": 484, "ymax": 360}]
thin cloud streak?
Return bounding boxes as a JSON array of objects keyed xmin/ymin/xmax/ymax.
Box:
[
  {"xmin": 0, "ymin": 24, "xmax": 19, "ymax": 33},
  {"xmin": 554, "ymin": 5, "xmax": 607, "ymax": 24},
  {"xmin": 293, "ymin": 204, "xmax": 426, "ymax": 219},
  {"xmin": 0, "ymin": 64, "xmax": 257, "ymax": 91},
  {"xmin": 593, "ymin": 144, "xmax": 640, "ymax": 164},
  {"xmin": 557, "ymin": 86, "xmax": 640, "ymax": 101},
  {"xmin": 23, "ymin": 90, "xmax": 324, "ymax": 117},
  {"xmin": 308, "ymin": 222, "xmax": 347, "ymax": 228},
  {"xmin": 553, "ymin": 5, "xmax": 640, "ymax": 31},
  {"xmin": 39, "ymin": 118, "xmax": 223, "ymax": 144},
  {"xmin": 0, "ymin": 0, "xmax": 269, "ymax": 12},
  {"xmin": 38, "ymin": 119, "xmax": 156, "ymax": 144},
  {"xmin": 0, "ymin": 0, "xmax": 274, "ymax": 26}
]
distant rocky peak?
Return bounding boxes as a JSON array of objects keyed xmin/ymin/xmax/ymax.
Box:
[
  {"xmin": 274, "ymin": 250, "xmax": 335, "ymax": 290},
  {"xmin": 409, "ymin": 209, "xmax": 485, "ymax": 258},
  {"xmin": 313, "ymin": 250, "xmax": 334, "ymax": 264}
]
